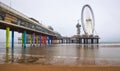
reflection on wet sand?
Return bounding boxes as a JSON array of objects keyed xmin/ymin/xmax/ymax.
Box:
[
  {"xmin": 16, "ymin": 46, "xmax": 51, "ymax": 64},
  {"xmin": 5, "ymin": 48, "xmax": 9, "ymax": 63},
  {"xmin": 5, "ymin": 47, "xmax": 14, "ymax": 63},
  {"xmin": 3, "ymin": 44, "xmax": 120, "ymax": 66},
  {"xmin": 78, "ymin": 45, "xmax": 98, "ymax": 65},
  {"xmin": 17, "ymin": 47, "xmax": 26, "ymax": 63},
  {"xmin": 11, "ymin": 46, "xmax": 14, "ymax": 63}
]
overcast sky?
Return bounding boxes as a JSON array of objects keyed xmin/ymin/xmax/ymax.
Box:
[{"xmin": 0, "ymin": 0, "xmax": 120, "ymax": 42}]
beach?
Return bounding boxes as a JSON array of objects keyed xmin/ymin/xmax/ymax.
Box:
[
  {"xmin": 0, "ymin": 64, "xmax": 120, "ymax": 71},
  {"xmin": 0, "ymin": 43, "xmax": 120, "ymax": 70}
]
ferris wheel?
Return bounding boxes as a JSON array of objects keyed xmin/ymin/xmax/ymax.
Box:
[{"xmin": 81, "ymin": 4, "xmax": 95, "ymax": 35}]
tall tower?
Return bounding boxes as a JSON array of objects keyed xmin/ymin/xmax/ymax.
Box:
[{"xmin": 76, "ymin": 20, "xmax": 81, "ymax": 35}]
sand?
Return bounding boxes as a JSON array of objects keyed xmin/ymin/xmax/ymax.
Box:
[{"xmin": 0, "ymin": 64, "xmax": 120, "ymax": 71}]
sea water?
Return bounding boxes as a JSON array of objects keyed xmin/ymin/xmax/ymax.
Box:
[{"xmin": 0, "ymin": 42, "xmax": 120, "ymax": 66}]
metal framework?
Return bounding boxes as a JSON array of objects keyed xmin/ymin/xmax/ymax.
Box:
[{"xmin": 81, "ymin": 4, "xmax": 95, "ymax": 35}]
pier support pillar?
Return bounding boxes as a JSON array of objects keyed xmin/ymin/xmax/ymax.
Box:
[
  {"xmin": 61, "ymin": 39, "xmax": 63, "ymax": 44},
  {"xmin": 51, "ymin": 37, "xmax": 53, "ymax": 44},
  {"xmin": 44, "ymin": 36, "xmax": 47, "ymax": 45},
  {"xmin": 96, "ymin": 39, "xmax": 99, "ymax": 44},
  {"xmin": 41, "ymin": 36, "xmax": 43, "ymax": 44},
  {"xmin": 65, "ymin": 39, "xmax": 67, "ymax": 44},
  {"xmin": 55, "ymin": 38, "xmax": 57, "ymax": 44},
  {"xmin": 11, "ymin": 30, "xmax": 14, "ymax": 62},
  {"xmin": 30, "ymin": 34, "xmax": 32, "ymax": 46},
  {"xmin": 54, "ymin": 38, "xmax": 55, "ymax": 44},
  {"xmin": 52, "ymin": 38, "xmax": 54, "ymax": 44},
  {"xmin": 53, "ymin": 38, "xmax": 55, "ymax": 44},
  {"xmin": 68, "ymin": 38, "xmax": 70, "ymax": 44},
  {"xmin": 79, "ymin": 38, "xmax": 82, "ymax": 44},
  {"xmin": 39, "ymin": 35, "xmax": 42, "ymax": 46},
  {"xmin": 36, "ymin": 35, "xmax": 39, "ymax": 46},
  {"xmin": 6, "ymin": 27, "xmax": 10, "ymax": 48},
  {"xmin": 87, "ymin": 38, "xmax": 91, "ymax": 44},
  {"xmin": 85, "ymin": 39, "xmax": 88, "ymax": 44},
  {"xmin": 56, "ymin": 39, "xmax": 58, "ymax": 44},
  {"xmin": 11, "ymin": 30, "xmax": 14, "ymax": 51},
  {"xmin": 48, "ymin": 36, "xmax": 51, "ymax": 44},
  {"xmin": 58, "ymin": 39, "xmax": 60, "ymax": 44},
  {"xmin": 22, "ymin": 33, "xmax": 24, "ymax": 47},
  {"xmin": 94, "ymin": 39, "xmax": 96, "ymax": 44},
  {"xmin": 83, "ymin": 38, "xmax": 86, "ymax": 44},
  {"xmin": 42, "ymin": 36, "xmax": 46, "ymax": 45},
  {"xmin": 33, "ymin": 33, "xmax": 35, "ymax": 46},
  {"xmin": 91, "ymin": 38, "xmax": 94, "ymax": 44},
  {"xmin": 23, "ymin": 31, "xmax": 26, "ymax": 48}
]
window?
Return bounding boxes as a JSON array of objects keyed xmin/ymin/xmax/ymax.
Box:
[
  {"xmin": 17, "ymin": 19, "xmax": 21, "ymax": 25},
  {"xmin": 32, "ymin": 25, "xmax": 35, "ymax": 29},
  {"xmin": 0, "ymin": 11, "xmax": 5, "ymax": 21},
  {"xmin": 0, "ymin": 15, "xmax": 4, "ymax": 20}
]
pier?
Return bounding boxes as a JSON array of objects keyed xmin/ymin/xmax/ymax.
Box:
[
  {"xmin": 0, "ymin": 2, "xmax": 61, "ymax": 48},
  {"xmin": 60, "ymin": 35, "xmax": 99, "ymax": 44},
  {"xmin": 0, "ymin": 2, "xmax": 100, "ymax": 50}
]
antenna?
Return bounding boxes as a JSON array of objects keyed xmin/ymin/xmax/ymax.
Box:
[{"xmin": 10, "ymin": 0, "xmax": 12, "ymax": 8}]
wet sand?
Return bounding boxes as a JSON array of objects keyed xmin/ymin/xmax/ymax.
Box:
[
  {"xmin": 0, "ymin": 64, "xmax": 120, "ymax": 71},
  {"xmin": 1, "ymin": 44, "xmax": 120, "ymax": 65},
  {"xmin": 1, "ymin": 44, "xmax": 120, "ymax": 71}
]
